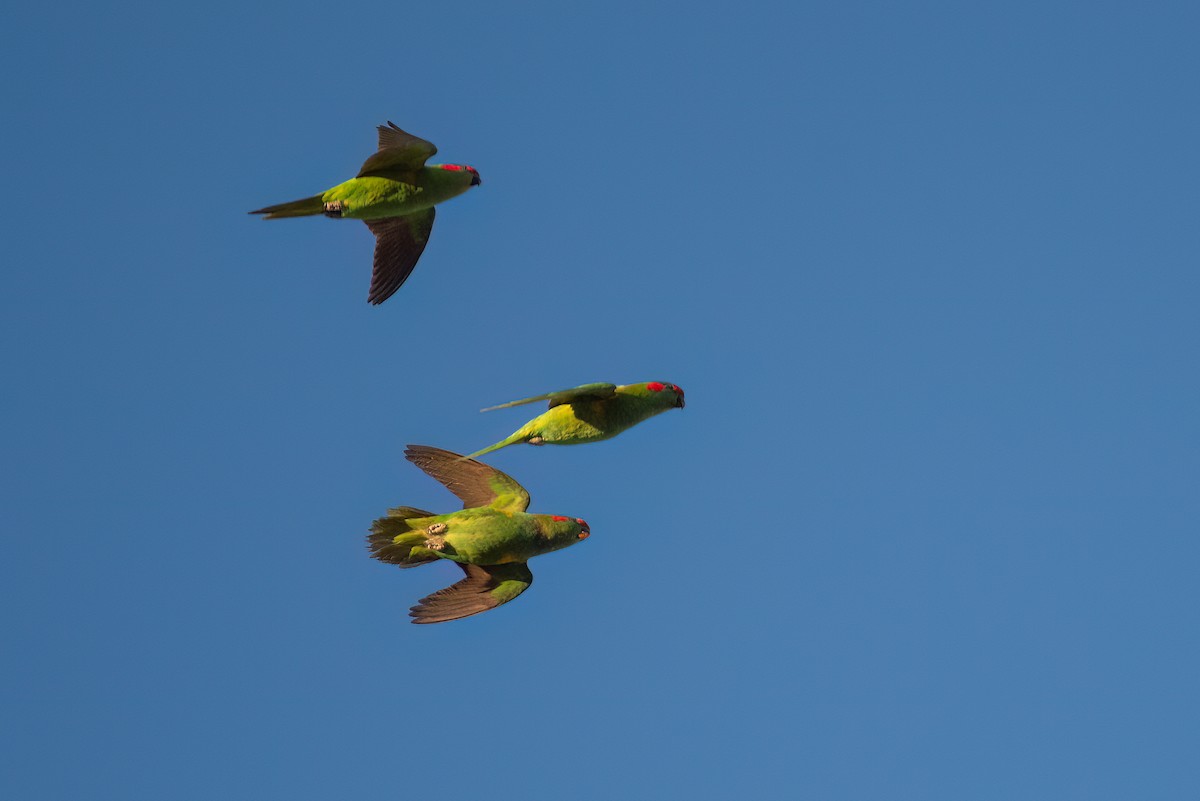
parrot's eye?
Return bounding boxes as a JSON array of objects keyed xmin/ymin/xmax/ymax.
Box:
[{"xmin": 647, "ymin": 382, "xmax": 665, "ymax": 392}]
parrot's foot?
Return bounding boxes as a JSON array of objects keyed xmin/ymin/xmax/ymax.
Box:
[
  {"xmin": 528, "ymin": 436, "xmax": 545, "ymax": 446},
  {"xmin": 322, "ymin": 201, "xmax": 347, "ymax": 218},
  {"xmin": 425, "ymin": 523, "xmax": 448, "ymax": 550}
]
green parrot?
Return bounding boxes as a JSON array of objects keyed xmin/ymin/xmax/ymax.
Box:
[
  {"xmin": 368, "ymin": 445, "xmax": 591, "ymax": 624},
  {"xmin": 466, "ymin": 381, "xmax": 685, "ymax": 459},
  {"xmin": 250, "ymin": 122, "xmax": 481, "ymax": 305}
]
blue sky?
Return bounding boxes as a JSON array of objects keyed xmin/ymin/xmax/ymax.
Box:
[{"xmin": 3, "ymin": 1, "xmax": 1198, "ymax": 798}]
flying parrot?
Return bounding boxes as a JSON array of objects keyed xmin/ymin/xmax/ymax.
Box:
[
  {"xmin": 368, "ymin": 445, "xmax": 591, "ymax": 624},
  {"xmin": 466, "ymin": 381, "xmax": 685, "ymax": 459},
  {"xmin": 250, "ymin": 122, "xmax": 480, "ymax": 305}
]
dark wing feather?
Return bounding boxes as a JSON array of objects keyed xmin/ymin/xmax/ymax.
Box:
[
  {"xmin": 357, "ymin": 121, "xmax": 437, "ymax": 177},
  {"xmin": 404, "ymin": 445, "xmax": 531, "ymax": 513},
  {"xmin": 363, "ymin": 208, "xmax": 435, "ymax": 305},
  {"xmin": 410, "ymin": 562, "xmax": 534, "ymax": 624},
  {"xmin": 481, "ymin": 382, "xmax": 618, "ymax": 412}
]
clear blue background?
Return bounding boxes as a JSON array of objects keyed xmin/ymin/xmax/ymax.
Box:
[{"xmin": 3, "ymin": 1, "xmax": 1198, "ymax": 798}]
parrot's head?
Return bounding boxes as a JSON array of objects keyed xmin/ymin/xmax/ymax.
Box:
[
  {"xmin": 544, "ymin": 515, "xmax": 591, "ymax": 550},
  {"xmin": 438, "ymin": 163, "xmax": 482, "ymax": 186},
  {"xmin": 635, "ymin": 381, "xmax": 686, "ymax": 409}
]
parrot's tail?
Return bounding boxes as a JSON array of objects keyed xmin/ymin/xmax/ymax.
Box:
[
  {"xmin": 462, "ymin": 435, "xmax": 520, "ymax": 461},
  {"xmin": 368, "ymin": 507, "xmax": 439, "ymax": 568},
  {"xmin": 248, "ymin": 194, "xmax": 325, "ymax": 219}
]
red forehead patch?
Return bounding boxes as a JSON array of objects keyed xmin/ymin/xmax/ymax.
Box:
[
  {"xmin": 647, "ymin": 382, "xmax": 665, "ymax": 392},
  {"xmin": 671, "ymin": 384, "xmax": 683, "ymax": 394},
  {"xmin": 575, "ymin": 518, "xmax": 588, "ymax": 527}
]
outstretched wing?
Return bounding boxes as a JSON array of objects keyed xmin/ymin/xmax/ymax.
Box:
[
  {"xmin": 404, "ymin": 445, "xmax": 530, "ymax": 513},
  {"xmin": 357, "ymin": 121, "xmax": 438, "ymax": 177},
  {"xmin": 363, "ymin": 208, "xmax": 435, "ymax": 305},
  {"xmin": 481, "ymin": 382, "xmax": 617, "ymax": 412},
  {"xmin": 410, "ymin": 562, "xmax": 533, "ymax": 624}
]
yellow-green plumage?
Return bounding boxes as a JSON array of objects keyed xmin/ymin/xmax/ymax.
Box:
[
  {"xmin": 371, "ymin": 507, "xmax": 576, "ymax": 567},
  {"xmin": 250, "ymin": 122, "xmax": 481, "ymax": 304},
  {"xmin": 468, "ymin": 381, "xmax": 686, "ymax": 459},
  {"xmin": 368, "ymin": 446, "xmax": 591, "ymax": 624}
]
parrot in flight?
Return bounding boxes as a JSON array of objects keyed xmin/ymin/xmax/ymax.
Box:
[
  {"xmin": 368, "ymin": 445, "xmax": 591, "ymax": 624},
  {"xmin": 466, "ymin": 381, "xmax": 685, "ymax": 459},
  {"xmin": 250, "ymin": 122, "xmax": 480, "ymax": 305}
]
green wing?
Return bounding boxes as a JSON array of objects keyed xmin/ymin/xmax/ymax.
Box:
[
  {"xmin": 409, "ymin": 562, "xmax": 533, "ymax": 624},
  {"xmin": 404, "ymin": 445, "xmax": 530, "ymax": 513},
  {"xmin": 357, "ymin": 121, "xmax": 437, "ymax": 177},
  {"xmin": 481, "ymin": 382, "xmax": 617, "ymax": 412},
  {"xmin": 363, "ymin": 208, "xmax": 435, "ymax": 305}
]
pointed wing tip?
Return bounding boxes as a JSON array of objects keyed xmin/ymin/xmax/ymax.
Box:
[
  {"xmin": 406, "ymin": 562, "xmax": 531, "ymax": 624},
  {"xmin": 364, "ymin": 209, "xmax": 435, "ymax": 306},
  {"xmin": 403, "ymin": 444, "xmax": 429, "ymax": 464},
  {"xmin": 403, "ymin": 445, "xmax": 529, "ymax": 511},
  {"xmin": 405, "ymin": 443, "xmax": 452, "ymax": 457},
  {"xmin": 404, "ymin": 444, "xmax": 477, "ymax": 465}
]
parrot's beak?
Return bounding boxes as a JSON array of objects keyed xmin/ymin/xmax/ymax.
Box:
[
  {"xmin": 470, "ymin": 174, "xmax": 482, "ymax": 186},
  {"xmin": 675, "ymin": 397, "xmax": 685, "ymax": 409}
]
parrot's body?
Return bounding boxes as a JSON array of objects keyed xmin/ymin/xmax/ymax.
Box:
[
  {"xmin": 468, "ymin": 381, "xmax": 685, "ymax": 459},
  {"xmin": 369, "ymin": 445, "xmax": 590, "ymax": 623},
  {"xmin": 250, "ymin": 122, "xmax": 480, "ymax": 305}
]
